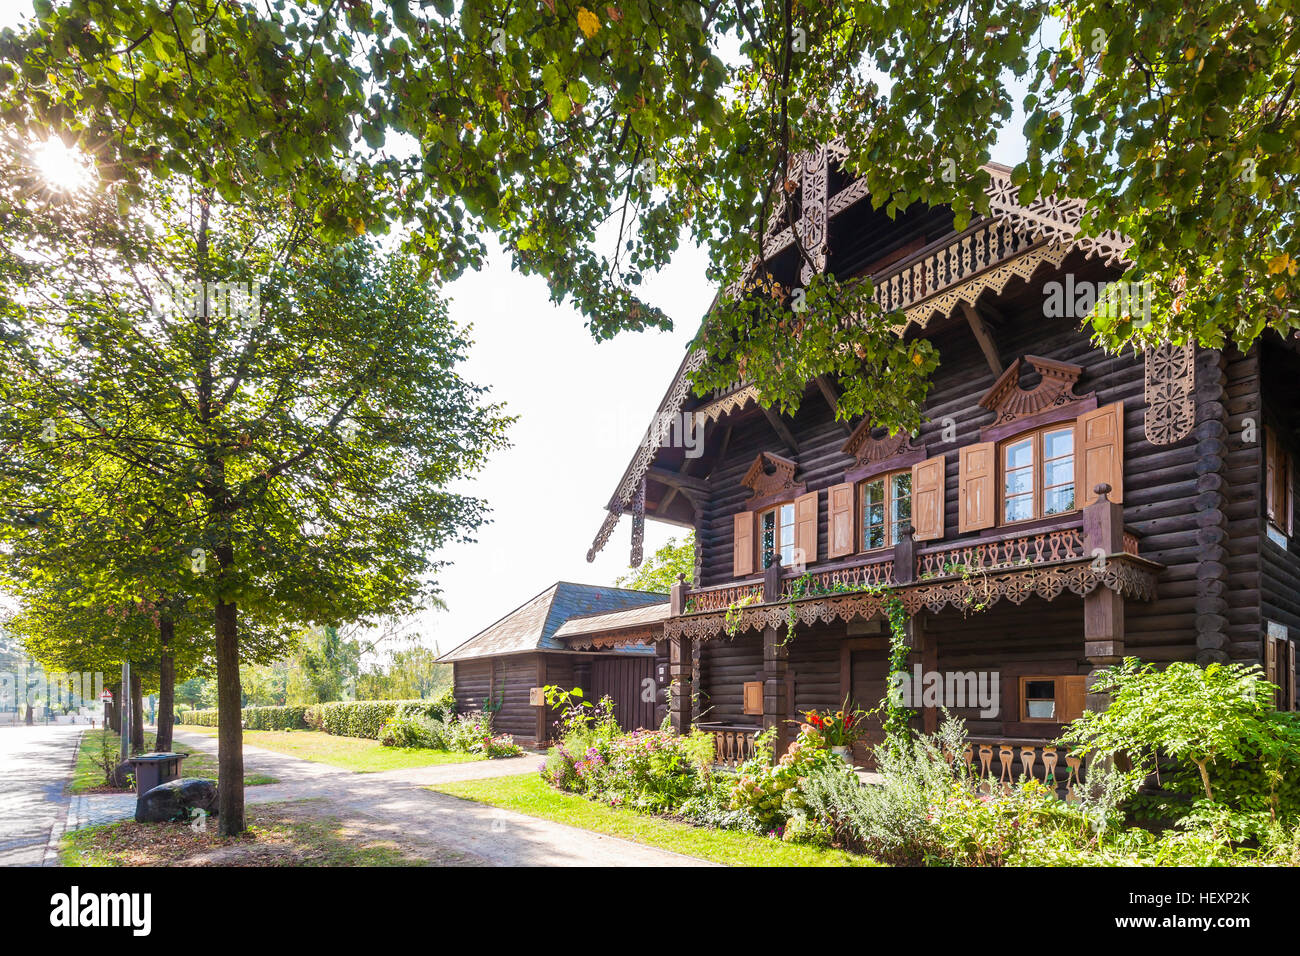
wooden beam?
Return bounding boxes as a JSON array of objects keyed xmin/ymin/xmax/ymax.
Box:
[
  {"xmin": 646, "ymin": 465, "xmax": 710, "ymax": 497},
  {"xmin": 961, "ymin": 302, "xmax": 1004, "ymax": 378},
  {"xmin": 761, "ymin": 407, "xmax": 800, "ymax": 453},
  {"xmin": 815, "ymin": 375, "xmax": 853, "ymax": 436}
]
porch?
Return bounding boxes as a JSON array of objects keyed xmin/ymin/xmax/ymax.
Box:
[{"xmin": 667, "ymin": 487, "xmax": 1160, "ymax": 777}]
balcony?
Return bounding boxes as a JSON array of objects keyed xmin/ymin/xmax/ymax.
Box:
[{"xmin": 666, "ymin": 488, "xmax": 1161, "ymax": 642}]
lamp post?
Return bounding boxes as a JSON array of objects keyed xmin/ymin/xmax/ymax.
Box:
[{"xmin": 119, "ymin": 660, "xmax": 130, "ymax": 757}]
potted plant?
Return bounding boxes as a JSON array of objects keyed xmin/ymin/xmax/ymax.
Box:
[{"xmin": 801, "ymin": 697, "xmax": 867, "ymax": 765}]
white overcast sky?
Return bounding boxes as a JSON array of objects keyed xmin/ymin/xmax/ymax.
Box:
[{"xmin": 0, "ymin": 2, "xmax": 1032, "ymax": 661}]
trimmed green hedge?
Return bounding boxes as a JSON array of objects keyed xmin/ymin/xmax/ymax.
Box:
[{"xmin": 179, "ymin": 698, "xmax": 451, "ymax": 740}]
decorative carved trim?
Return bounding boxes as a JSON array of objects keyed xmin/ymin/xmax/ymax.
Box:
[
  {"xmin": 1144, "ymin": 341, "xmax": 1196, "ymax": 446},
  {"xmin": 978, "ymin": 355, "xmax": 1090, "ymax": 426},
  {"xmin": 841, "ymin": 418, "xmax": 916, "ymax": 468},
  {"xmin": 630, "ymin": 477, "xmax": 646, "ymax": 567},
  {"xmin": 696, "ymin": 384, "xmax": 760, "ymax": 423},
  {"xmin": 742, "ymin": 452, "xmax": 801, "ymax": 502},
  {"xmin": 664, "ymin": 556, "xmax": 1159, "ymax": 642},
  {"xmin": 564, "ymin": 628, "xmax": 660, "ymax": 650}
]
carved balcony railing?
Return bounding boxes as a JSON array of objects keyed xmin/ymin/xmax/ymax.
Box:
[
  {"xmin": 697, "ymin": 722, "xmax": 759, "ymax": 768},
  {"xmin": 962, "ymin": 737, "xmax": 1087, "ymax": 800},
  {"xmin": 683, "ymin": 581, "xmax": 764, "ymax": 615},
  {"xmin": 778, "ymin": 557, "xmax": 895, "ymax": 601},
  {"xmin": 667, "ymin": 490, "xmax": 1161, "ymax": 642}
]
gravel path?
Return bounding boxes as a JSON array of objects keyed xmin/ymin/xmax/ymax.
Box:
[{"xmin": 173, "ymin": 730, "xmax": 712, "ymax": 867}]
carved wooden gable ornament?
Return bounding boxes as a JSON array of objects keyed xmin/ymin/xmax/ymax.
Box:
[
  {"xmin": 841, "ymin": 418, "xmax": 914, "ymax": 468},
  {"xmin": 978, "ymin": 355, "xmax": 1090, "ymax": 426},
  {"xmin": 1143, "ymin": 341, "xmax": 1196, "ymax": 445},
  {"xmin": 742, "ymin": 452, "xmax": 802, "ymax": 502}
]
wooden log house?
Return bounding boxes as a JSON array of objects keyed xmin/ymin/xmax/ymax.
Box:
[{"xmin": 554, "ymin": 143, "xmax": 1300, "ymax": 777}]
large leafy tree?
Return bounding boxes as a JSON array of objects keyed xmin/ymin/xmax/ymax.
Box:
[
  {"xmin": 2, "ymin": 1, "xmax": 1295, "ymax": 430},
  {"xmin": 0, "ymin": 177, "xmax": 510, "ymax": 833}
]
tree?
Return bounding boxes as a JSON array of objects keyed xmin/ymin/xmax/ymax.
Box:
[
  {"xmin": 3, "ymin": 2, "xmax": 1294, "ymax": 433},
  {"xmin": 615, "ymin": 532, "xmax": 695, "ymax": 593},
  {"xmin": 1, "ymin": 177, "xmax": 510, "ymax": 834},
  {"xmin": 356, "ymin": 646, "xmax": 452, "ymax": 701}
]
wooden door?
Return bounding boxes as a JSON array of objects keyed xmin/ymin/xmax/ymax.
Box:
[
  {"xmin": 846, "ymin": 648, "xmax": 923, "ymax": 768},
  {"xmin": 589, "ymin": 656, "xmax": 658, "ymax": 732}
]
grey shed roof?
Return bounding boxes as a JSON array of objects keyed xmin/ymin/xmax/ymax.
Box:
[
  {"xmin": 437, "ymin": 582, "xmax": 667, "ymax": 663},
  {"xmin": 552, "ymin": 602, "xmax": 671, "ymax": 638}
]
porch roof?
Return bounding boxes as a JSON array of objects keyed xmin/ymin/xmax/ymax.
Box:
[{"xmin": 437, "ymin": 582, "xmax": 666, "ymax": 663}]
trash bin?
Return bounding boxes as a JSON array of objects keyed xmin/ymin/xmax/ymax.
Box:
[{"xmin": 128, "ymin": 752, "xmax": 188, "ymax": 796}]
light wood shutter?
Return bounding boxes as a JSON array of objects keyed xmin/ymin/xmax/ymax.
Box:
[
  {"xmin": 827, "ymin": 481, "xmax": 856, "ymax": 559},
  {"xmin": 794, "ymin": 490, "xmax": 819, "ymax": 565},
  {"xmin": 911, "ymin": 454, "xmax": 946, "ymax": 542},
  {"xmin": 742, "ymin": 681, "xmax": 763, "ymax": 716},
  {"xmin": 1266, "ymin": 634, "xmax": 1280, "ymax": 707},
  {"xmin": 1060, "ymin": 676, "xmax": 1088, "ymax": 723},
  {"xmin": 1077, "ymin": 401, "xmax": 1125, "ymax": 507},
  {"xmin": 958, "ymin": 442, "xmax": 996, "ymax": 532},
  {"xmin": 732, "ymin": 510, "xmax": 754, "ymax": 578}
]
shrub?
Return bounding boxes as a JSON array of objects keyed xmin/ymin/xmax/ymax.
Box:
[
  {"xmin": 728, "ymin": 726, "xmax": 839, "ymax": 834},
  {"xmin": 379, "ymin": 713, "xmax": 441, "ymax": 749},
  {"xmin": 180, "ymin": 699, "xmax": 453, "ymax": 739}
]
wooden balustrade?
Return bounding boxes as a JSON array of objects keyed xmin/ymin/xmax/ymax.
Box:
[
  {"xmin": 916, "ymin": 526, "xmax": 1086, "ymax": 579},
  {"xmin": 961, "ymin": 737, "xmax": 1086, "ymax": 800},
  {"xmin": 683, "ymin": 582, "xmax": 764, "ymax": 615},
  {"xmin": 697, "ymin": 722, "xmax": 758, "ymax": 768},
  {"xmin": 779, "ymin": 559, "xmax": 895, "ymax": 600}
]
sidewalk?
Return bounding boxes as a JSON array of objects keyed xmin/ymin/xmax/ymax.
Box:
[{"xmin": 172, "ymin": 730, "xmax": 711, "ymax": 866}]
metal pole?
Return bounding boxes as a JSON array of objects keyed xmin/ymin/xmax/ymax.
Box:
[{"xmin": 120, "ymin": 660, "xmax": 130, "ymax": 757}]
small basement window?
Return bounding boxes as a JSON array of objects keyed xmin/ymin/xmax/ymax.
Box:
[{"xmin": 1019, "ymin": 675, "xmax": 1087, "ymax": 723}]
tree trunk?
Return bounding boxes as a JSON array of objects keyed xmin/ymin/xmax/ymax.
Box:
[
  {"xmin": 215, "ymin": 594, "xmax": 245, "ymax": 836},
  {"xmin": 108, "ymin": 682, "xmax": 121, "ymax": 733},
  {"xmin": 23, "ymin": 703, "xmax": 33, "ymax": 725},
  {"xmin": 130, "ymin": 671, "xmax": 144, "ymax": 753},
  {"xmin": 156, "ymin": 615, "xmax": 176, "ymax": 753}
]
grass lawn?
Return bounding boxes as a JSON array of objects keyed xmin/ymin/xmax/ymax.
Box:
[
  {"xmin": 177, "ymin": 725, "xmax": 484, "ymax": 773},
  {"xmin": 69, "ymin": 729, "xmax": 279, "ymax": 793},
  {"xmin": 59, "ymin": 800, "xmax": 462, "ymax": 866},
  {"xmin": 429, "ymin": 774, "xmax": 878, "ymax": 867}
]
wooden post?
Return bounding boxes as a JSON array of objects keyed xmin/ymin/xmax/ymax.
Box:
[
  {"xmin": 763, "ymin": 552, "xmax": 783, "ymax": 603},
  {"xmin": 894, "ymin": 523, "xmax": 915, "ymax": 585},
  {"xmin": 668, "ymin": 634, "xmax": 692, "ymax": 735},
  {"xmin": 669, "ymin": 572, "xmax": 689, "ymax": 616},
  {"xmin": 1082, "ymin": 483, "xmax": 1125, "ymax": 712},
  {"xmin": 762, "ymin": 626, "xmax": 791, "ymax": 758},
  {"xmin": 915, "ymin": 613, "xmax": 937, "ymax": 734}
]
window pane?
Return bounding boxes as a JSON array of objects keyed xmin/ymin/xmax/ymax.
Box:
[
  {"xmin": 1044, "ymin": 428, "xmax": 1074, "ymax": 459},
  {"xmin": 866, "ymin": 524, "xmax": 886, "ymax": 549},
  {"xmin": 1045, "ymin": 458, "xmax": 1074, "ymax": 489},
  {"xmin": 1044, "ymin": 486, "xmax": 1075, "ymax": 515},
  {"xmin": 863, "ymin": 479, "xmax": 883, "ymax": 507},
  {"xmin": 1025, "ymin": 680, "xmax": 1055, "ymax": 698},
  {"xmin": 1005, "ymin": 494, "xmax": 1034, "ymax": 523},
  {"xmin": 1026, "ymin": 699, "xmax": 1057, "ymax": 719},
  {"xmin": 761, "ymin": 511, "xmax": 776, "ymax": 568},
  {"xmin": 891, "ymin": 471, "xmax": 912, "ymax": 500},
  {"xmin": 1004, "ymin": 466, "xmax": 1033, "ymax": 497},
  {"xmin": 1005, "ymin": 438, "xmax": 1033, "ymax": 470}
]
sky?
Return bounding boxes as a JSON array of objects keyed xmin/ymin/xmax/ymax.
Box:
[{"xmin": 0, "ymin": 1, "xmax": 1033, "ymax": 662}]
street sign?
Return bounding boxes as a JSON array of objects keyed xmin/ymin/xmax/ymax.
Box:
[{"xmin": 100, "ymin": 692, "xmax": 113, "ymax": 702}]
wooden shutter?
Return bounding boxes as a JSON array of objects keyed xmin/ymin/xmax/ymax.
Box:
[
  {"xmin": 794, "ymin": 490, "xmax": 819, "ymax": 565},
  {"xmin": 732, "ymin": 510, "xmax": 754, "ymax": 578},
  {"xmin": 1059, "ymin": 676, "xmax": 1088, "ymax": 723},
  {"xmin": 1077, "ymin": 401, "xmax": 1125, "ymax": 507},
  {"xmin": 826, "ymin": 481, "xmax": 856, "ymax": 559},
  {"xmin": 1266, "ymin": 635, "xmax": 1280, "ymax": 707},
  {"xmin": 742, "ymin": 681, "xmax": 763, "ymax": 716},
  {"xmin": 911, "ymin": 454, "xmax": 946, "ymax": 542},
  {"xmin": 1266, "ymin": 427, "xmax": 1279, "ymax": 525},
  {"xmin": 958, "ymin": 442, "xmax": 996, "ymax": 532}
]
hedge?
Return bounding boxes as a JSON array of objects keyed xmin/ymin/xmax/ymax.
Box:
[{"xmin": 178, "ymin": 698, "xmax": 452, "ymax": 740}]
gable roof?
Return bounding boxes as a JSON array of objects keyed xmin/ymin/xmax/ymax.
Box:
[
  {"xmin": 437, "ymin": 582, "xmax": 667, "ymax": 663},
  {"xmin": 585, "ymin": 155, "xmax": 1131, "ymax": 562}
]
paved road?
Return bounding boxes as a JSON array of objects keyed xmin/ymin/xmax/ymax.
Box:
[
  {"xmin": 0, "ymin": 725, "xmax": 81, "ymax": 866},
  {"xmin": 175, "ymin": 730, "xmax": 712, "ymax": 867}
]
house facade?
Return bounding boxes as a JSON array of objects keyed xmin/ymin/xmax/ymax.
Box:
[
  {"xmin": 445, "ymin": 145, "xmax": 1300, "ymax": 775},
  {"xmin": 565, "ymin": 145, "xmax": 1300, "ymax": 776}
]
